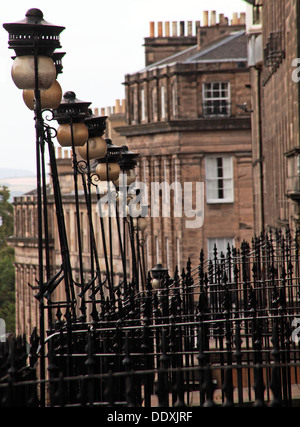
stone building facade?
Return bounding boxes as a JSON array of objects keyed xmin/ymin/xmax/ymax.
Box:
[
  {"xmin": 244, "ymin": 0, "xmax": 300, "ymax": 234},
  {"xmin": 117, "ymin": 11, "xmax": 254, "ymax": 275}
]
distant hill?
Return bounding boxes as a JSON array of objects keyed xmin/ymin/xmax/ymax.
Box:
[
  {"xmin": 0, "ymin": 169, "xmax": 37, "ymax": 201},
  {"xmin": 0, "ymin": 168, "xmax": 35, "ymax": 179}
]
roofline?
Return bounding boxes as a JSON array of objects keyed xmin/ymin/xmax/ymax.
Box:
[
  {"xmin": 138, "ymin": 30, "xmax": 246, "ymax": 73},
  {"xmin": 186, "ymin": 30, "xmax": 245, "ymax": 62}
]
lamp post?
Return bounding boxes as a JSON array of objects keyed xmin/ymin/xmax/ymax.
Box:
[
  {"xmin": 53, "ymin": 90, "xmax": 91, "ymax": 321},
  {"xmin": 81, "ymin": 111, "xmax": 108, "ymax": 316},
  {"xmin": 95, "ymin": 139, "xmax": 122, "ymax": 298},
  {"xmin": 115, "ymin": 146, "xmax": 138, "ymax": 290},
  {"xmin": 3, "ymin": 7, "xmax": 65, "ymax": 406}
]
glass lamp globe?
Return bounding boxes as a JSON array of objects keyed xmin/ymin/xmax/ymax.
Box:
[
  {"xmin": 56, "ymin": 122, "xmax": 89, "ymax": 147},
  {"xmin": 133, "ymin": 217, "xmax": 147, "ymax": 231},
  {"xmin": 96, "ymin": 162, "xmax": 121, "ymax": 181},
  {"xmin": 11, "ymin": 55, "xmax": 56, "ymax": 90},
  {"xmin": 126, "ymin": 169, "xmax": 136, "ymax": 185},
  {"xmin": 114, "ymin": 169, "xmax": 136, "ymax": 187},
  {"xmin": 78, "ymin": 136, "xmax": 107, "ymax": 160},
  {"xmin": 22, "ymin": 79, "xmax": 62, "ymax": 110},
  {"xmin": 152, "ymin": 278, "xmax": 160, "ymax": 289}
]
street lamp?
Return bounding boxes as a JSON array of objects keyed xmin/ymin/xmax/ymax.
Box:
[
  {"xmin": 3, "ymin": 7, "xmax": 65, "ymax": 406},
  {"xmin": 53, "ymin": 90, "xmax": 91, "ymax": 320},
  {"xmin": 94, "ymin": 139, "xmax": 123, "ymax": 292},
  {"xmin": 79, "ymin": 111, "xmax": 107, "ymax": 161},
  {"xmin": 81, "ymin": 111, "xmax": 108, "ymax": 310},
  {"xmin": 54, "ymin": 90, "xmax": 90, "ymax": 147},
  {"xmin": 151, "ymin": 264, "xmax": 168, "ymax": 289},
  {"xmin": 95, "ymin": 138, "xmax": 121, "ymax": 181},
  {"xmin": 116, "ymin": 146, "xmax": 138, "ymax": 187},
  {"xmin": 3, "ymin": 8, "xmax": 64, "ymax": 89}
]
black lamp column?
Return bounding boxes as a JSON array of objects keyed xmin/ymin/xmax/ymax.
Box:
[
  {"xmin": 53, "ymin": 91, "xmax": 91, "ymax": 321},
  {"xmin": 116, "ymin": 146, "xmax": 139, "ymax": 290},
  {"xmin": 95, "ymin": 139, "xmax": 122, "ymax": 298},
  {"xmin": 79, "ymin": 112, "xmax": 108, "ymax": 316},
  {"xmin": 3, "ymin": 8, "xmax": 65, "ymax": 406}
]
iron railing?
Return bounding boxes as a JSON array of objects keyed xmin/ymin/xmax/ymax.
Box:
[{"xmin": 1, "ymin": 228, "xmax": 300, "ymax": 407}]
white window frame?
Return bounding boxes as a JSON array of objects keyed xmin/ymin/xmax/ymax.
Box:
[
  {"xmin": 202, "ymin": 82, "xmax": 231, "ymax": 117},
  {"xmin": 205, "ymin": 156, "xmax": 234, "ymax": 203},
  {"xmin": 207, "ymin": 237, "xmax": 235, "ymax": 260}
]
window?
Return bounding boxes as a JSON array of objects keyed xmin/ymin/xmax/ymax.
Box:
[
  {"xmin": 205, "ymin": 156, "xmax": 234, "ymax": 203},
  {"xmin": 151, "ymin": 87, "xmax": 157, "ymax": 121},
  {"xmin": 172, "ymin": 84, "xmax": 176, "ymax": 117},
  {"xmin": 202, "ymin": 82, "xmax": 230, "ymax": 117},
  {"xmin": 155, "ymin": 236, "xmax": 160, "ymax": 264},
  {"xmin": 207, "ymin": 237, "xmax": 235, "ymax": 260},
  {"xmin": 176, "ymin": 238, "xmax": 181, "ymax": 273},
  {"xmin": 141, "ymin": 88, "xmax": 146, "ymax": 122},
  {"xmin": 253, "ymin": 0, "xmax": 262, "ymax": 26},
  {"xmin": 130, "ymin": 88, "xmax": 135, "ymax": 122},
  {"xmin": 165, "ymin": 237, "xmax": 170, "ymax": 270},
  {"xmin": 161, "ymin": 86, "xmax": 166, "ymax": 119}
]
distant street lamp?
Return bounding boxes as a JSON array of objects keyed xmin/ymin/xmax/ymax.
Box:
[
  {"xmin": 151, "ymin": 263, "xmax": 168, "ymax": 289},
  {"xmin": 53, "ymin": 90, "xmax": 91, "ymax": 320}
]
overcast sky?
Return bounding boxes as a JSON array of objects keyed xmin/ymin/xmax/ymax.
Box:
[{"xmin": 0, "ymin": 0, "xmax": 246, "ymax": 174}]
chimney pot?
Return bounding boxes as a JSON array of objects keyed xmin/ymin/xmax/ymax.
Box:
[
  {"xmin": 187, "ymin": 21, "xmax": 193, "ymax": 36},
  {"xmin": 203, "ymin": 11, "xmax": 208, "ymax": 27},
  {"xmin": 165, "ymin": 21, "xmax": 170, "ymax": 37},
  {"xmin": 180, "ymin": 21, "xmax": 185, "ymax": 36},
  {"xmin": 172, "ymin": 21, "xmax": 178, "ymax": 36},
  {"xmin": 150, "ymin": 21, "xmax": 155, "ymax": 37},
  {"xmin": 115, "ymin": 99, "xmax": 121, "ymax": 114},
  {"xmin": 158, "ymin": 21, "xmax": 163, "ymax": 37},
  {"xmin": 210, "ymin": 11, "xmax": 216, "ymax": 26},
  {"xmin": 232, "ymin": 12, "xmax": 239, "ymax": 25},
  {"xmin": 196, "ymin": 24, "xmax": 201, "ymax": 49}
]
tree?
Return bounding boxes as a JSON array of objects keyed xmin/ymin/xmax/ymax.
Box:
[{"xmin": 0, "ymin": 186, "xmax": 15, "ymax": 333}]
